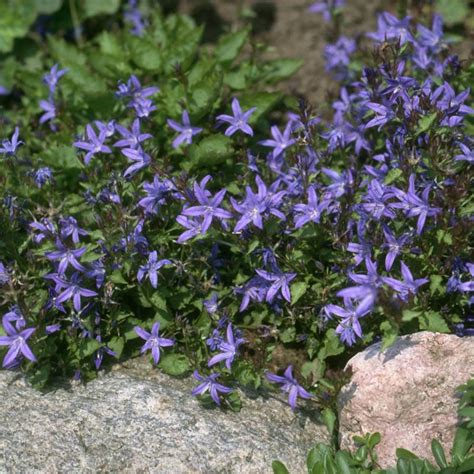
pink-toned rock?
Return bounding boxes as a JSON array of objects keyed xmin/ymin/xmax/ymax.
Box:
[{"xmin": 338, "ymin": 331, "xmax": 474, "ymax": 468}]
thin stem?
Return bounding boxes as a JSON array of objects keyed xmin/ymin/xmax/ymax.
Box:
[{"xmin": 68, "ymin": 0, "xmax": 83, "ymax": 47}]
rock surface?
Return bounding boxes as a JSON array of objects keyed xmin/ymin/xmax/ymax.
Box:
[
  {"xmin": 0, "ymin": 357, "xmax": 329, "ymax": 473},
  {"xmin": 338, "ymin": 331, "xmax": 474, "ymax": 468}
]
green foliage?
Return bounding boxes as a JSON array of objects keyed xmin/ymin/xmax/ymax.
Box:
[{"xmin": 272, "ymin": 379, "xmax": 474, "ymax": 474}]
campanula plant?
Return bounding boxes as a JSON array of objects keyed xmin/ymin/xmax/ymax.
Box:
[{"xmin": 0, "ymin": 0, "xmax": 472, "ymax": 417}]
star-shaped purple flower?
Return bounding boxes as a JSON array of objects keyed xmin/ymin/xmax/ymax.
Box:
[
  {"xmin": 134, "ymin": 321, "xmax": 175, "ymax": 364},
  {"xmin": 191, "ymin": 371, "xmax": 233, "ymax": 405},
  {"xmin": 266, "ymin": 365, "xmax": 312, "ymax": 411},
  {"xmin": 167, "ymin": 110, "xmax": 202, "ymax": 148},
  {"xmin": 216, "ymin": 98, "xmax": 256, "ymax": 137}
]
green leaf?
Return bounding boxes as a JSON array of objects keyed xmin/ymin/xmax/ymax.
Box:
[
  {"xmin": 110, "ymin": 270, "xmax": 128, "ymax": 285},
  {"xmin": 279, "ymin": 327, "xmax": 296, "ymax": 343},
  {"xmin": 271, "ymin": 460, "xmax": 289, "ymax": 474},
  {"xmin": 239, "ymin": 91, "xmax": 282, "ymax": 122},
  {"xmin": 28, "ymin": 365, "xmax": 51, "ymax": 389},
  {"xmin": 128, "ymin": 36, "xmax": 162, "ymax": 71},
  {"xmin": 431, "ymin": 439, "xmax": 448, "ymax": 468},
  {"xmin": 334, "ymin": 451, "xmax": 352, "ymax": 474},
  {"xmin": 307, "ymin": 446, "xmax": 323, "ymax": 471},
  {"xmin": 187, "ymin": 135, "xmax": 233, "ymax": 168},
  {"xmin": 262, "ymin": 58, "xmax": 303, "ymax": 83},
  {"xmin": 452, "ymin": 427, "xmax": 473, "ymax": 459},
  {"xmin": 0, "ymin": 1, "xmax": 37, "ymax": 53},
  {"xmin": 368, "ymin": 432, "xmax": 382, "ymax": 449},
  {"xmin": 291, "ymin": 281, "xmax": 307, "ymax": 305},
  {"xmin": 158, "ymin": 353, "xmax": 190, "ymax": 376},
  {"xmin": 107, "ymin": 337, "xmax": 125, "ymax": 358},
  {"xmin": 77, "ymin": 338, "xmax": 101, "ymax": 358},
  {"xmin": 322, "ymin": 408, "xmax": 337, "ymax": 436},
  {"xmin": 380, "ymin": 321, "xmax": 398, "ymax": 350},
  {"xmin": 83, "ymin": 0, "xmax": 120, "ymax": 18},
  {"xmin": 419, "ymin": 311, "xmax": 450, "ymax": 333},
  {"xmin": 435, "ymin": 0, "xmax": 469, "ymax": 26},
  {"xmin": 384, "ymin": 168, "xmax": 403, "ymax": 185},
  {"xmin": 402, "ymin": 309, "xmax": 422, "ymax": 322},
  {"xmin": 215, "ymin": 29, "xmax": 249, "ymax": 64},
  {"xmin": 396, "ymin": 448, "xmax": 420, "ymax": 460},
  {"xmin": 318, "ymin": 329, "xmax": 344, "ymax": 359},
  {"xmin": 429, "ymin": 275, "xmax": 444, "ymax": 296},
  {"xmin": 416, "ymin": 113, "xmax": 438, "ymax": 135},
  {"xmin": 459, "ymin": 456, "xmax": 474, "ymax": 472},
  {"xmin": 34, "ymin": 0, "xmax": 62, "ymax": 14}
]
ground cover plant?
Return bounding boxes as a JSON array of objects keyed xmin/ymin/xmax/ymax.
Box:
[{"xmin": 0, "ymin": 0, "xmax": 473, "ymax": 425}]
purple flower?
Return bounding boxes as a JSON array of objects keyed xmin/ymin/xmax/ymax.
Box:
[
  {"xmin": 255, "ymin": 269, "xmax": 297, "ymax": 303},
  {"xmin": 235, "ymin": 275, "xmax": 270, "ymax": 312},
  {"xmin": 383, "ymin": 261, "xmax": 428, "ymax": 301},
  {"xmin": 48, "ymin": 273, "xmax": 98, "ymax": 312},
  {"xmin": 435, "ymin": 82, "xmax": 474, "ymax": 127},
  {"xmin": 3, "ymin": 306, "xmax": 26, "ymax": 331},
  {"xmin": 367, "ymin": 12, "xmax": 414, "ymax": 45},
  {"xmin": 204, "ymin": 293, "xmax": 219, "ymax": 314},
  {"xmin": 45, "ymin": 243, "xmax": 87, "ymax": 275},
  {"xmin": 322, "ymin": 167, "xmax": 353, "ymax": 198},
  {"xmin": 382, "ymin": 225, "xmax": 411, "ymax": 271},
  {"xmin": 95, "ymin": 120, "xmax": 116, "ymax": 138},
  {"xmin": 39, "ymin": 99, "xmax": 56, "ymax": 124},
  {"xmin": 139, "ymin": 176, "xmax": 178, "ymax": 214},
  {"xmin": 43, "ymin": 64, "xmax": 68, "ymax": 96},
  {"xmin": 124, "ymin": 0, "xmax": 147, "ymax": 36},
  {"xmin": 416, "ymin": 15, "xmax": 445, "ymax": 53},
  {"xmin": 206, "ymin": 328, "xmax": 224, "ymax": 351},
  {"xmin": 266, "ymin": 365, "xmax": 312, "ymax": 410},
  {"xmin": 116, "ymin": 75, "xmax": 159, "ymax": 103},
  {"xmin": 293, "ymin": 186, "xmax": 330, "ymax": 228},
  {"xmin": 30, "ymin": 218, "xmax": 57, "ymax": 243},
  {"xmin": 259, "ymin": 123, "xmax": 296, "ymax": 159},
  {"xmin": 137, "ymin": 251, "xmax": 172, "ymax": 288},
  {"xmin": 391, "ymin": 175, "xmax": 440, "ymax": 235},
  {"xmin": 192, "ymin": 371, "xmax": 232, "ymax": 405},
  {"xmin": 85, "ymin": 259, "xmax": 106, "ymax": 289},
  {"xmin": 231, "ymin": 176, "xmax": 286, "ymax": 232},
  {"xmin": 94, "ymin": 335, "xmax": 117, "ymax": 370},
  {"xmin": 0, "ymin": 262, "xmax": 10, "ymax": 285},
  {"xmin": 181, "ymin": 177, "xmax": 232, "ymax": 233},
  {"xmin": 59, "ymin": 216, "xmax": 88, "ymax": 244},
  {"xmin": 33, "ymin": 167, "xmax": 53, "ymax": 188},
  {"xmin": 134, "ymin": 321, "xmax": 174, "ymax": 364},
  {"xmin": 365, "ymin": 102, "xmax": 396, "ymax": 129},
  {"xmin": 133, "ymin": 98, "xmax": 156, "ymax": 118},
  {"xmin": 216, "ymin": 98, "xmax": 256, "ymax": 137},
  {"xmin": 121, "ymin": 147, "xmax": 151, "ymax": 178},
  {"xmin": 324, "ymin": 37, "xmax": 356, "ymax": 77},
  {"xmin": 208, "ymin": 323, "xmax": 245, "ymax": 370},
  {"xmin": 359, "ymin": 179, "xmax": 396, "ymax": 220},
  {"xmin": 325, "ymin": 297, "xmax": 373, "ymax": 345},
  {"xmin": 0, "ymin": 127, "xmax": 23, "ymax": 156},
  {"xmin": 74, "ymin": 124, "xmax": 112, "ymax": 165},
  {"xmin": 176, "ymin": 215, "xmax": 203, "ymax": 243},
  {"xmin": 455, "ymin": 143, "xmax": 474, "ymax": 163},
  {"xmin": 114, "ymin": 119, "xmax": 151, "ymax": 149},
  {"xmin": 0, "ymin": 322, "xmax": 36, "ymax": 368},
  {"xmin": 309, "ymin": 0, "xmax": 345, "ymax": 22},
  {"xmin": 167, "ymin": 110, "xmax": 202, "ymax": 148}
]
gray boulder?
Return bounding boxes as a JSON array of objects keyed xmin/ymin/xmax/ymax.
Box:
[
  {"xmin": 0, "ymin": 357, "xmax": 329, "ymax": 473},
  {"xmin": 338, "ymin": 331, "xmax": 474, "ymax": 468}
]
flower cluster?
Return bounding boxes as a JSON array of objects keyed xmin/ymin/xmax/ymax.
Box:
[{"xmin": 0, "ymin": 5, "xmax": 472, "ymax": 411}]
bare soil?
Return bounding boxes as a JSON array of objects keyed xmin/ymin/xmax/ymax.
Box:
[{"xmin": 177, "ymin": 0, "xmax": 474, "ymax": 106}]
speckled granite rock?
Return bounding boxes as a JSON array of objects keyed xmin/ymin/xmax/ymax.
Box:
[
  {"xmin": 0, "ymin": 357, "xmax": 329, "ymax": 473},
  {"xmin": 338, "ymin": 331, "xmax": 474, "ymax": 468}
]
